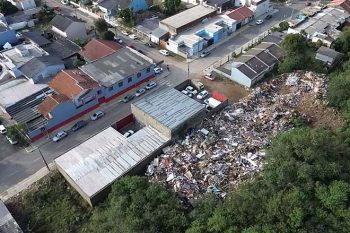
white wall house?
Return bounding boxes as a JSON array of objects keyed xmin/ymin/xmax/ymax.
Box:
[
  {"xmin": 249, "ymin": 0, "xmax": 271, "ymax": 17},
  {"xmin": 8, "ymin": 0, "xmax": 36, "ymax": 10},
  {"xmin": 50, "ymin": 15, "xmax": 87, "ymax": 40}
]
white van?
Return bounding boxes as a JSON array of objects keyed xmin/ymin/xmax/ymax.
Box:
[{"xmin": 0, "ymin": 125, "xmax": 7, "ymax": 134}]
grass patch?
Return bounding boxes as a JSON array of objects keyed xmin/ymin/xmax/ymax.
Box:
[{"xmin": 6, "ymin": 171, "xmax": 91, "ymax": 233}]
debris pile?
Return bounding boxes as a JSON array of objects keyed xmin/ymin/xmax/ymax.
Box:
[{"xmin": 146, "ymin": 71, "xmax": 327, "ymax": 202}]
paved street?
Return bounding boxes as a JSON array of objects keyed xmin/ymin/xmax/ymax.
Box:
[{"xmin": 0, "ymin": 0, "xmax": 307, "ymax": 194}]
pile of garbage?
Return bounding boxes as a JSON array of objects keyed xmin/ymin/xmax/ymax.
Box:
[{"xmin": 146, "ymin": 71, "xmax": 327, "ymax": 203}]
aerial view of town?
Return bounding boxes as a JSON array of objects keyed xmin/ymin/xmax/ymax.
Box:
[{"xmin": 0, "ymin": 0, "xmax": 349, "ymax": 231}]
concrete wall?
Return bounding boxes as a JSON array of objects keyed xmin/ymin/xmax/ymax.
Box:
[
  {"xmin": 131, "ymin": 105, "xmax": 172, "ymax": 138},
  {"xmin": 52, "ymin": 26, "xmax": 68, "ymax": 38},
  {"xmin": 230, "ymin": 66, "xmax": 252, "ymax": 87},
  {"xmin": 66, "ymin": 22, "xmax": 87, "ymax": 40}
]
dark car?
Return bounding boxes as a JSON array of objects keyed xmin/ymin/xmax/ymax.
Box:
[
  {"xmin": 122, "ymin": 94, "xmax": 134, "ymax": 103},
  {"xmin": 145, "ymin": 43, "xmax": 154, "ymax": 48},
  {"xmin": 71, "ymin": 120, "xmax": 87, "ymax": 132},
  {"xmin": 265, "ymin": 14, "xmax": 272, "ymax": 20}
]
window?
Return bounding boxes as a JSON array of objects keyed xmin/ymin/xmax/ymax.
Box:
[
  {"xmin": 97, "ymin": 90, "xmax": 101, "ymax": 95},
  {"xmin": 118, "ymin": 81, "xmax": 123, "ymax": 87},
  {"xmin": 137, "ymin": 72, "xmax": 141, "ymax": 78},
  {"xmin": 146, "ymin": 67, "xmax": 150, "ymax": 73},
  {"xmin": 128, "ymin": 77, "xmax": 132, "ymax": 83},
  {"xmin": 108, "ymin": 86, "xmax": 113, "ymax": 91}
]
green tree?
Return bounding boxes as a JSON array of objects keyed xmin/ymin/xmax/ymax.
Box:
[
  {"xmin": 334, "ymin": 26, "xmax": 350, "ymax": 53},
  {"xmin": 81, "ymin": 176, "xmax": 188, "ymax": 233},
  {"xmin": 101, "ymin": 30, "xmax": 115, "ymax": 40},
  {"xmin": 163, "ymin": 0, "xmax": 181, "ymax": 15},
  {"xmin": 278, "ymin": 21, "xmax": 289, "ymax": 31},
  {"xmin": 281, "ymin": 33, "xmax": 307, "ymax": 55},
  {"xmin": 0, "ymin": 0, "xmax": 18, "ymax": 15},
  {"xmin": 37, "ymin": 4, "xmax": 55, "ymax": 26},
  {"xmin": 94, "ymin": 18, "xmax": 109, "ymax": 36},
  {"xmin": 7, "ymin": 124, "xmax": 29, "ymax": 146},
  {"xmin": 187, "ymin": 128, "xmax": 350, "ymax": 233},
  {"xmin": 118, "ymin": 8, "xmax": 134, "ymax": 26},
  {"xmin": 73, "ymin": 58, "xmax": 86, "ymax": 67}
]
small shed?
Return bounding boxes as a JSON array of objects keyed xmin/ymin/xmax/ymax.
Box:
[{"xmin": 315, "ymin": 46, "xmax": 343, "ymax": 67}]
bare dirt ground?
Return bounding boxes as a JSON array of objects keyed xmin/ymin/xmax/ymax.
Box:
[
  {"xmin": 296, "ymin": 93, "xmax": 345, "ymax": 130},
  {"xmin": 193, "ymin": 77, "xmax": 250, "ymax": 102}
]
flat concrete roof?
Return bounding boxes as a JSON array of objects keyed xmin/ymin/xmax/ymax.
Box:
[
  {"xmin": 160, "ymin": 5, "xmax": 217, "ymax": 30},
  {"xmin": 0, "ymin": 80, "xmax": 48, "ymax": 108},
  {"xmin": 55, "ymin": 126, "xmax": 170, "ymax": 199},
  {"xmin": 132, "ymin": 87, "xmax": 205, "ymax": 130},
  {"xmin": 80, "ymin": 47, "xmax": 152, "ymax": 87},
  {"xmin": 0, "ymin": 200, "xmax": 23, "ymax": 233}
]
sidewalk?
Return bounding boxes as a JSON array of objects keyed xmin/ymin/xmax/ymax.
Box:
[{"xmin": 0, "ymin": 164, "xmax": 54, "ymax": 202}]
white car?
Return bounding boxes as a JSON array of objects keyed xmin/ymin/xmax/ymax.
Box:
[
  {"xmin": 121, "ymin": 30, "xmax": 129, "ymax": 36},
  {"xmin": 129, "ymin": 34, "xmax": 137, "ymax": 40},
  {"xmin": 197, "ymin": 90, "xmax": 209, "ymax": 100},
  {"xmin": 52, "ymin": 131, "xmax": 68, "ymax": 142},
  {"xmin": 181, "ymin": 90, "xmax": 193, "ymax": 98},
  {"xmin": 159, "ymin": 49, "xmax": 169, "ymax": 56},
  {"xmin": 123, "ymin": 130, "xmax": 134, "ymax": 138},
  {"xmin": 154, "ymin": 67, "xmax": 163, "ymax": 74},
  {"xmin": 135, "ymin": 88, "xmax": 146, "ymax": 97},
  {"xmin": 185, "ymin": 86, "xmax": 198, "ymax": 95},
  {"xmin": 0, "ymin": 125, "xmax": 6, "ymax": 134},
  {"xmin": 6, "ymin": 136, "xmax": 18, "ymax": 145},
  {"xmin": 61, "ymin": 0, "xmax": 69, "ymax": 5},
  {"xmin": 256, "ymin": 19, "xmax": 264, "ymax": 25},
  {"xmin": 90, "ymin": 110, "xmax": 105, "ymax": 121},
  {"xmin": 146, "ymin": 81, "xmax": 157, "ymax": 90}
]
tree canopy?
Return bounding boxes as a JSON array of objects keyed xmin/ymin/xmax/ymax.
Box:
[
  {"xmin": 163, "ymin": 0, "xmax": 181, "ymax": 15},
  {"xmin": 334, "ymin": 26, "xmax": 350, "ymax": 54},
  {"xmin": 81, "ymin": 176, "xmax": 188, "ymax": 233},
  {"xmin": 94, "ymin": 18, "xmax": 109, "ymax": 36},
  {"xmin": 186, "ymin": 128, "xmax": 350, "ymax": 233}
]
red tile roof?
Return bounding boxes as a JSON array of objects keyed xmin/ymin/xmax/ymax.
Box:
[
  {"xmin": 79, "ymin": 38, "xmax": 122, "ymax": 61},
  {"xmin": 225, "ymin": 6, "xmax": 253, "ymax": 22},
  {"xmin": 49, "ymin": 69, "xmax": 100, "ymax": 99},
  {"xmin": 38, "ymin": 94, "xmax": 69, "ymax": 117}
]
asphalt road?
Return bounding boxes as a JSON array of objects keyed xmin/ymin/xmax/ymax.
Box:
[{"xmin": 0, "ymin": 0, "xmax": 308, "ymax": 193}]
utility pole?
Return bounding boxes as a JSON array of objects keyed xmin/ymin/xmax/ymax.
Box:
[{"xmin": 14, "ymin": 124, "xmax": 50, "ymax": 171}]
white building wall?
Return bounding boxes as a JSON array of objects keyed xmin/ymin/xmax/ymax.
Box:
[
  {"xmin": 52, "ymin": 26, "xmax": 68, "ymax": 38},
  {"xmin": 167, "ymin": 40, "xmax": 180, "ymax": 54},
  {"xmin": 249, "ymin": 0, "xmax": 271, "ymax": 17},
  {"xmin": 230, "ymin": 66, "xmax": 252, "ymax": 87}
]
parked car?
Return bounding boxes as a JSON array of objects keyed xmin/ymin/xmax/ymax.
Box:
[
  {"xmin": 159, "ymin": 49, "xmax": 170, "ymax": 56},
  {"xmin": 256, "ymin": 19, "xmax": 264, "ymax": 25},
  {"xmin": 123, "ymin": 130, "xmax": 134, "ymax": 138},
  {"xmin": 197, "ymin": 90, "xmax": 209, "ymax": 100},
  {"xmin": 200, "ymin": 51, "xmax": 210, "ymax": 58},
  {"xmin": 90, "ymin": 110, "xmax": 104, "ymax": 121},
  {"xmin": 122, "ymin": 94, "xmax": 134, "ymax": 103},
  {"xmin": 204, "ymin": 73, "xmax": 215, "ymax": 81},
  {"xmin": 114, "ymin": 37, "xmax": 123, "ymax": 44},
  {"xmin": 185, "ymin": 86, "xmax": 198, "ymax": 95},
  {"xmin": 53, "ymin": 6, "xmax": 61, "ymax": 11},
  {"xmin": 181, "ymin": 90, "xmax": 193, "ymax": 98},
  {"xmin": 135, "ymin": 88, "xmax": 146, "ymax": 97},
  {"xmin": 52, "ymin": 131, "xmax": 68, "ymax": 142},
  {"xmin": 71, "ymin": 120, "xmax": 87, "ymax": 132},
  {"xmin": 6, "ymin": 136, "xmax": 18, "ymax": 145},
  {"xmin": 203, "ymin": 98, "xmax": 209, "ymax": 106},
  {"xmin": 0, "ymin": 125, "xmax": 6, "ymax": 134},
  {"xmin": 61, "ymin": 0, "xmax": 69, "ymax": 5},
  {"xmin": 122, "ymin": 30, "xmax": 129, "ymax": 36},
  {"xmin": 146, "ymin": 81, "xmax": 157, "ymax": 90},
  {"xmin": 265, "ymin": 14, "xmax": 272, "ymax": 20},
  {"xmin": 145, "ymin": 42, "xmax": 154, "ymax": 48},
  {"xmin": 154, "ymin": 67, "xmax": 163, "ymax": 74},
  {"xmin": 129, "ymin": 34, "xmax": 137, "ymax": 40},
  {"xmin": 194, "ymin": 81, "xmax": 205, "ymax": 90},
  {"xmin": 128, "ymin": 44, "xmax": 135, "ymax": 49}
]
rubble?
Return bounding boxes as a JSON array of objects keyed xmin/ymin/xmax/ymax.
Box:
[{"xmin": 146, "ymin": 71, "xmax": 328, "ymax": 203}]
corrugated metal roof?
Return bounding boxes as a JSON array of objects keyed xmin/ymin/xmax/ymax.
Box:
[
  {"xmin": 132, "ymin": 87, "xmax": 205, "ymax": 130},
  {"xmin": 55, "ymin": 126, "xmax": 170, "ymax": 198}
]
